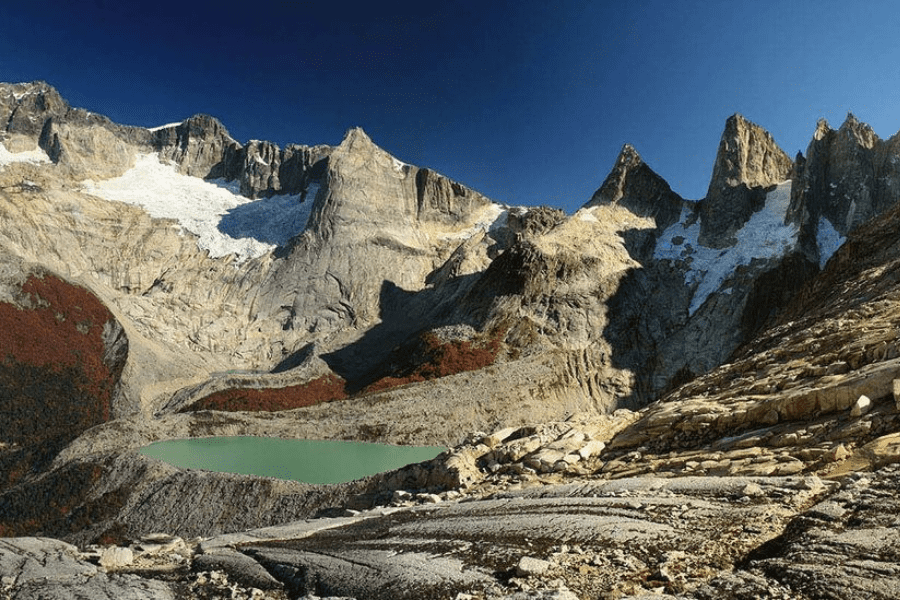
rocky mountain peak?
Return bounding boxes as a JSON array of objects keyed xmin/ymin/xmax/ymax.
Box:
[
  {"xmin": 813, "ymin": 117, "xmax": 831, "ymax": 140},
  {"xmin": 151, "ymin": 113, "xmax": 239, "ymax": 180},
  {"xmin": 699, "ymin": 113, "xmax": 793, "ymax": 248},
  {"xmin": 336, "ymin": 126, "xmax": 380, "ymax": 155},
  {"xmin": 322, "ymin": 126, "xmax": 401, "ymax": 184},
  {"xmin": 709, "ymin": 113, "xmax": 792, "ymax": 189},
  {"xmin": 1, "ymin": 81, "xmax": 69, "ymax": 138},
  {"xmin": 584, "ymin": 143, "xmax": 684, "ymax": 232},
  {"xmin": 164, "ymin": 114, "xmax": 233, "ymax": 141},
  {"xmin": 837, "ymin": 111, "xmax": 877, "ymax": 148},
  {"xmin": 790, "ymin": 113, "xmax": 898, "ymax": 250},
  {"xmin": 308, "ymin": 124, "xmax": 492, "ymax": 240}
]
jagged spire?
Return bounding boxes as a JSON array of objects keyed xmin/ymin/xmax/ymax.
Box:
[
  {"xmin": 698, "ymin": 114, "xmax": 792, "ymax": 248},
  {"xmin": 837, "ymin": 112, "xmax": 877, "ymax": 149},
  {"xmin": 707, "ymin": 113, "xmax": 792, "ymax": 192},
  {"xmin": 584, "ymin": 142, "xmax": 684, "ymax": 231}
]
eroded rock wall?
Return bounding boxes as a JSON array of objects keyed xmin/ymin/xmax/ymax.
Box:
[{"xmin": 700, "ymin": 114, "xmax": 793, "ymax": 248}]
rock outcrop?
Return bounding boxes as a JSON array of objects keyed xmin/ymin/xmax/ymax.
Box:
[
  {"xmin": 150, "ymin": 115, "xmax": 332, "ymax": 198},
  {"xmin": 0, "ymin": 81, "xmax": 69, "ymax": 138},
  {"xmin": 788, "ymin": 113, "xmax": 900, "ymax": 267},
  {"xmin": 699, "ymin": 114, "xmax": 793, "ymax": 248},
  {"xmin": 150, "ymin": 114, "xmax": 240, "ymax": 179},
  {"xmin": 580, "ymin": 118, "xmax": 805, "ymax": 405}
]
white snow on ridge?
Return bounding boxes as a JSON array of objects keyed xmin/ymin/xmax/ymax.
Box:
[
  {"xmin": 439, "ymin": 202, "xmax": 510, "ymax": 242},
  {"xmin": 816, "ymin": 216, "xmax": 845, "ymax": 269},
  {"xmin": 147, "ymin": 122, "xmax": 183, "ymax": 132},
  {"xmin": 479, "ymin": 203, "xmax": 509, "ymax": 233},
  {"xmin": 655, "ymin": 181, "xmax": 798, "ymax": 315},
  {"xmin": 82, "ymin": 153, "xmax": 315, "ymax": 262},
  {"xmin": 0, "ymin": 142, "xmax": 51, "ymax": 167},
  {"xmin": 391, "ymin": 157, "xmax": 408, "ymax": 173}
]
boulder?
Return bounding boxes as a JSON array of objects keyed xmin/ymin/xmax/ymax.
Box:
[
  {"xmin": 516, "ymin": 556, "xmax": 552, "ymax": 577},
  {"xmin": 99, "ymin": 546, "xmax": 134, "ymax": 569},
  {"xmin": 850, "ymin": 394, "xmax": 872, "ymax": 417}
]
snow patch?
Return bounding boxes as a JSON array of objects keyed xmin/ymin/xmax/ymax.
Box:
[
  {"xmin": 81, "ymin": 153, "xmax": 315, "ymax": 262},
  {"xmin": 0, "ymin": 142, "xmax": 51, "ymax": 166},
  {"xmin": 440, "ymin": 202, "xmax": 509, "ymax": 242},
  {"xmin": 816, "ymin": 216, "xmax": 845, "ymax": 269},
  {"xmin": 478, "ymin": 203, "xmax": 508, "ymax": 232},
  {"xmin": 655, "ymin": 181, "xmax": 798, "ymax": 315},
  {"xmin": 576, "ymin": 207, "xmax": 599, "ymax": 222},
  {"xmin": 392, "ymin": 157, "xmax": 408, "ymax": 173},
  {"xmin": 147, "ymin": 122, "xmax": 183, "ymax": 132}
]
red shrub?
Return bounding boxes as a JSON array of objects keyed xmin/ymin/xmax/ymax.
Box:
[
  {"xmin": 0, "ymin": 273, "xmax": 121, "ymax": 445},
  {"xmin": 362, "ymin": 328, "xmax": 505, "ymax": 394},
  {"xmin": 186, "ymin": 374, "xmax": 347, "ymax": 412}
]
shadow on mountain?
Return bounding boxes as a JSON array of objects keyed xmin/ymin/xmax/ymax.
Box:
[
  {"xmin": 601, "ymin": 260, "xmax": 687, "ymax": 409},
  {"xmin": 217, "ymin": 194, "xmax": 312, "ymax": 247},
  {"xmin": 271, "ymin": 343, "xmax": 317, "ymax": 374},
  {"xmin": 602, "ymin": 219, "xmax": 820, "ymax": 409},
  {"xmin": 321, "ymin": 275, "xmax": 482, "ymax": 394}
]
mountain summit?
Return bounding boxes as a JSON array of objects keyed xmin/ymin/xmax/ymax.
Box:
[{"xmin": 4, "ymin": 82, "xmax": 900, "ymax": 598}]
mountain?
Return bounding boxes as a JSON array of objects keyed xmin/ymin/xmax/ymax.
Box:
[{"xmin": 3, "ymin": 81, "xmax": 900, "ymax": 598}]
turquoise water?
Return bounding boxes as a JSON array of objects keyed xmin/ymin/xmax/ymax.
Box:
[{"xmin": 138, "ymin": 436, "xmax": 446, "ymax": 484}]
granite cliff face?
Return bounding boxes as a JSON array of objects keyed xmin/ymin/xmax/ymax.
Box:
[
  {"xmin": 699, "ymin": 113, "xmax": 794, "ymax": 248},
  {"xmin": 6, "ymin": 81, "xmax": 900, "ymax": 598}
]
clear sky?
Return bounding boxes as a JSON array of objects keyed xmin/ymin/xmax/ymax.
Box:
[{"xmin": 3, "ymin": 1, "xmax": 900, "ymax": 213}]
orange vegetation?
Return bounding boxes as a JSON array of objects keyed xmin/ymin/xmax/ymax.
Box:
[
  {"xmin": 185, "ymin": 374, "xmax": 347, "ymax": 412},
  {"xmin": 362, "ymin": 329, "xmax": 504, "ymax": 394},
  {"xmin": 184, "ymin": 328, "xmax": 506, "ymax": 412},
  {"xmin": 0, "ymin": 273, "xmax": 122, "ymax": 446}
]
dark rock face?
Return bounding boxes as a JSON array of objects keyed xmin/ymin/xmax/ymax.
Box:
[
  {"xmin": 507, "ymin": 205, "xmax": 567, "ymax": 238},
  {"xmin": 601, "ymin": 261, "xmax": 694, "ymax": 403},
  {"xmin": 585, "ymin": 143, "xmax": 685, "ymax": 232},
  {"xmin": 700, "ymin": 114, "xmax": 793, "ymax": 248},
  {"xmin": 151, "ymin": 114, "xmax": 240, "ymax": 179},
  {"xmin": 150, "ymin": 115, "xmax": 333, "ymax": 199},
  {"xmin": 788, "ymin": 114, "xmax": 900, "ymax": 264},
  {"xmin": 0, "ymin": 81, "xmax": 69, "ymax": 138}
]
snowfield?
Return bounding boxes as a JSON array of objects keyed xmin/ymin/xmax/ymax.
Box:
[
  {"xmin": 0, "ymin": 142, "xmax": 51, "ymax": 166},
  {"xmin": 816, "ymin": 216, "xmax": 845, "ymax": 268},
  {"xmin": 655, "ymin": 181, "xmax": 800, "ymax": 315},
  {"xmin": 81, "ymin": 153, "xmax": 314, "ymax": 262}
]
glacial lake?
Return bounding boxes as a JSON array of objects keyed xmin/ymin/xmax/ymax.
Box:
[{"xmin": 138, "ymin": 436, "xmax": 446, "ymax": 484}]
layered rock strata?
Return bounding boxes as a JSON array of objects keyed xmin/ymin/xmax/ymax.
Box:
[{"xmin": 14, "ymin": 471, "xmax": 900, "ymax": 599}]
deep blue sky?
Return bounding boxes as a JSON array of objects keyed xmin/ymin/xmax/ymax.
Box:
[{"xmin": 4, "ymin": 1, "xmax": 900, "ymax": 212}]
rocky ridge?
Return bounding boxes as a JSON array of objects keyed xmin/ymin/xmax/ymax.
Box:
[{"xmin": 5, "ymin": 81, "xmax": 900, "ymax": 597}]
